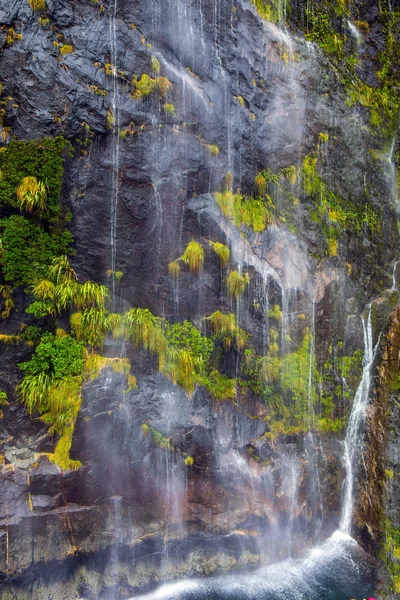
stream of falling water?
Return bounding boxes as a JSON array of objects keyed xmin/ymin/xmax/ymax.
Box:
[
  {"xmin": 339, "ymin": 306, "xmax": 380, "ymax": 533},
  {"xmin": 109, "ymin": 0, "xmax": 120, "ymax": 306}
]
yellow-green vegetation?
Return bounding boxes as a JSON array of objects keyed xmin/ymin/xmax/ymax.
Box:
[
  {"xmin": 206, "ymin": 144, "xmax": 219, "ymax": 156},
  {"xmin": 131, "ymin": 74, "xmax": 172, "ymax": 99},
  {"xmin": 204, "ymin": 311, "xmax": 249, "ymax": 349},
  {"xmin": 0, "ymin": 137, "xmax": 74, "ymax": 288},
  {"xmin": 0, "ymin": 333, "xmax": 20, "ymax": 344},
  {"xmin": 16, "ymin": 176, "xmax": 47, "ymax": 214},
  {"xmin": 165, "ymin": 320, "xmax": 212, "ymax": 395},
  {"xmin": 151, "ymin": 56, "xmax": 161, "ymax": 74},
  {"xmin": 0, "ymin": 390, "xmax": 8, "ymax": 419},
  {"xmin": 163, "ymin": 103, "xmax": 175, "ymax": 115},
  {"xmin": 301, "ymin": 153, "xmax": 380, "ymax": 256},
  {"xmin": 88, "ymin": 84, "xmax": 108, "ymax": 96},
  {"xmin": 240, "ymin": 330, "xmax": 363, "ymax": 439},
  {"xmin": 165, "ymin": 320, "xmax": 236, "ymax": 399},
  {"xmin": 125, "ymin": 308, "xmax": 167, "ymax": 367},
  {"xmin": 6, "ymin": 28, "xmax": 22, "ymax": 46},
  {"xmin": 84, "ymin": 353, "xmax": 133, "ymax": 381},
  {"xmin": 299, "ymin": 0, "xmax": 399, "ymax": 136},
  {"xmin": 199, "ymin": 369, "xmax": 236, "ymax": 400},
  {"xmin": 215, "ymin": 190, "xmax": 274, "ymax": 233},
  {"xmin": 28, "ymin": 0, "xmax": 46, "ymax": 10},
  {"xmin": 382, "ymin": 519, "xmax": 400, "ymax": 595},
  {"xmin": 255, "ymin": 173, "xmax": 267, "ymax": 196},
  {"xmin": 18, "ymin": 333, "xmax": 85, "ymax": 470},
  {"xmin": 180, "ymin": 240, "xmax": 205, "ymax": 274},
  {"xmin": 0, "ymin": 284, "xmax": 14, "ymax": 319},
  {"xmin": 227, "ymin": 270, "xmax": 249, "ymax": 299},
  {"xmin": 106, "ymin": 109, "xmax": 114, "ymax": 130},
  {"xmin": 319, "ymin": 132, "xmax": 329, "ymax": 143},
  {"xmin": 60, "ymin": 44, "xmax": 74, "ymax": 55},
  {"xmin": 106, "ymin": 269, "xmax": 123, "ymax": 282},
  {"xmin": 250, "ymin": 0, "xmax": 290, "ymax": 23},
  {"xmin": 168, "ymin": 261, "xmax": 180, "ymax": 280},
  {"xmin": 147, "ymin": 426, "xmax": 171, "ymax": 449},
  {"xmin": 184, "ymin": 455, "xmax": 194, "ymax": 466},
  {"xmin": 29, "ymin": 255, "xmax": 109, "ymax": 318},
  {"xmin": 18, "ymin": 334, "xmax": 136, "ymax": 470},
  {"xmin": 209, "ymin": 241, "xmax": 230, "ymax": 267},
  {"xmin": 269, "ymin": 304, "xmax": 283, "ymax": 322}
]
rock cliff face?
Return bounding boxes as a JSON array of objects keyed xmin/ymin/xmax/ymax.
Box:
[{"xmin": 0, "ymin": 0, "xmax": 399, "ymax": 598}]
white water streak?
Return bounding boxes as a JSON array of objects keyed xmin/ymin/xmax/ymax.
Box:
[
  {"xmin": 339, "ymin": 306, "xmax": 380, "ymax": 533},
  {"xmin": 109, "ymin": 0, "xmax": 120, "ymax": 304}
]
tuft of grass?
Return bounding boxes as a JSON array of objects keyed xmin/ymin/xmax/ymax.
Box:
[
  {"xmin": 28, "ymin": 0, "xmax": 46, "ymax": 11},
  {"xmin": 168, "ymin": 261, "xmax": 180, "ymax": 280},
  {"xmin": 184, "ymin": 456, "xmax": 194, "ymax": 466},
  {"xmin": 0, "ymin": 334, "xmax": 20, "ymax": 344},
  {"xmin": 155, "ymin": 76, "xmax": 172, "ymax": 97},
  {"xmin": 60, "ymin": 44, "xmax": 73, "ymax": 55},
  {"xmin": 16, "ymin": 176, "xmax": 47, "ymax": 214},
  {"xmin": 106, "ymin": 109, "xmax": 114, "ymax": 130},
  {"xmin": 180, "ymin": 241, "xmax": 204, "ymax": 274},
  {"xmin": 167, "ymin": 347, "xmax": 202, "ymax": 395},
  {"xmin": 151, "ymin": 56, "xmax": 161, "ymax": 74},
  {"xmin": 163, "ymin": 103, "xmax": 175, "ymax": 115},
  {"xmin": 206, "ymin": 144, "xmax": 219, "ymax": 156},
  {"xmin": 255, "ymin": 172, "xmax": 267, "ymax": 196},
  {"xmin": 227, "ymin": 271, "xmax": 249, "ymax": 299},
  {"xmin": 125, "ymin": 308, "xmax": 166, "ymax": 367},
  {"xmin": 0, "ymin": 284, "xmax": 14, "ymax": 319},
  {"xmin": 204, "ymin": 311, "xmax": 249, "ymax": 349},
  {"xmin": 132, "ymin": 73, "xmax": 155, "ymax": 98},
  {"xmin": 209, "ymin": 241, "xmax": 230, "ymax": 267}
]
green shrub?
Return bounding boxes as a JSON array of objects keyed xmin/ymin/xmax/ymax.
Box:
[
  {"xmin": 19, "ymin": 332, "xmax": 84, "ymax": 382},
  {"xmin": 0, "ymin": 137, "xmax": 73, "ymax": 222},
  {"xmin": 166, "ymin": 320, "xmax": 213, "ymax": 364},
  {"xmin": 0, "ymin": 216, "xmax": 73, "ymax": 287},
  {"xmin": 199, "ymin": 370, "xmax": 236, "ymax": 400}
]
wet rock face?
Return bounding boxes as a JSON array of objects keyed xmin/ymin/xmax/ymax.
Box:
[{"xmin": 0, "ymin": 0, "xmax": 399, "ymax": 597}]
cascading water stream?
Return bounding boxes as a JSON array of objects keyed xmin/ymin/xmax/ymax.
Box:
[
  {"xmin": 339, "ymin": 306, "xmax": 380, "ymax": 534},
  {"xmin": 109, "ymin": 0, "xmax": 120, "ymax": 306}
]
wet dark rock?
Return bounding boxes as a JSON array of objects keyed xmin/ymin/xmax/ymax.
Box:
[{"xmin": 0, "ymin": 0, "xmax": 399, "ymax": 596}]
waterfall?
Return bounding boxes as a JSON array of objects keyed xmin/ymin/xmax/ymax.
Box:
[
  {"xmin": 339, "ymin": 306, "xmax": 379, "ymax": 534},
  {"xmin": 392, "ymin": 260, "xmax": 399, "ymax": 291},
  {"xmin": 347, "ymin": 20, "xmax": 363, "ymax": 45},
  {"xmin": 109, "ymin": 0, "xmax": 120, "ymax": 305}
]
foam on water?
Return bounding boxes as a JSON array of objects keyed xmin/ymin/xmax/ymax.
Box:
[{"xmin": 132, "ymin": 531, "xmax": 374, "ymax": 600}]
